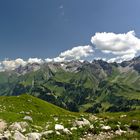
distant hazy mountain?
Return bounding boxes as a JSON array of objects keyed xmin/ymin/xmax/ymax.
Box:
[{"xmin": 0, "ymin": 57, "xmax": 140, "ymax": 113}]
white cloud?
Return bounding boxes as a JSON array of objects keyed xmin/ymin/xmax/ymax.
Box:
[
  {"xmin": 107, "ymin": 54, "xmax": 135, "ymax": 63},
  {"xmin": 2, "ymin": 58, "xmax": 27, "ymax": 70},
  {"xmin": 0, "ymin": 45, "xmax": 94, "ymax": 71},
  {"xmin": 0, "ymin": 58, "xmax": 44, "ymax": 71},
  {"xmin": 1, "ymin": 30, "xmax": 140, "ymax": 70},
  {"xmin": 0, "ymin": 46, "xmax": 93, "ymax": 71},
  {"xmin": 91, "ymin": 31, "xmax": 140, "ymax": 62},
  {"xmin": 28, "ymin": 58, "xmax": 44, "ymax": 64},
  {"xmin": 45, "ymin": 45, "xmax": 94, "ymax": 62},
  {"xmin": 0, "ymin": 62, "xmax": 4, "ymax": 72},
  {"xmin": 45, "ymin": 58, "xmax": 53, "ymax": 63},
  {"xmin": 45, "ymin": 57, "xmax": 65, "ymax": 63},
  {"xmin": 94, "ymin": 57, "xmax": 107, "ymax": 61},
  {"xmin": 59, "ymin": 45, "xmax": 94, "ymax": 59}
]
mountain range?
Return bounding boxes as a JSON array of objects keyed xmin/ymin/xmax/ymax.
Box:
[{"xmin": 0, "ymin": 56, "xmax": 140, "ymax": 113}]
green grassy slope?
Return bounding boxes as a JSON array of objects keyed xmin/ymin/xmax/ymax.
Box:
[
  {"xmin": 0, "ymin": 94, "xmax": 74, "ymax": 126},
  {"xmin": 0, "ymin": 94, "xmax": 140, "ymax": 139},
  {"xmin": 0, "ymin": 60, "xmax": 140, "ymax": 113}
]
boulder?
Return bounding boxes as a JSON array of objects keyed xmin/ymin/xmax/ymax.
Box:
[
  {"xmin": 89, "ymin": 115, "xmax": 98, "ymax": 121},
  {"xmin": 55, "ymin": 124, "xmax": 64, "ymax": 131},
  {"xmin": 26, "ymin": 132, "xmax": 41, "ymax": 140},
  {"xmin": 70, "ymin": 127, "xmax": 77, "ymax": 131},
  {"xmin": 3, "ymin": 131, "xmax": 11, "ymax": 139},
  {"xmin": 54, "ymin": 117, "xmax": 58, "ymax": 121},
  {"xmin": 45, "ymin": 125, "xmax": 49, "ymax": 130},
  {"xmin": 0, "ymin": 120, "xmax": 7, "ymax": 133},
  {"xmin": 23, "ymin": 116, "xmax": 33, "ymax": 122},
  {"xmin": 13, "ymin": 131, "xmax": 26, "ymax": 140},
  {"xmin": 9, "ymin": 122, "xmax": 22, "ymax": 132},
  {"xmin": 120, "ymin": 115, "xmax": 127, "ymax": 118},
  {"xmin": 90, "ymin": 124, "xmax": 94, "ymax": 129},
  {"xmin": 41, "ymin": 130, "xmax": 53, "ymax": 138},
  {"xmin": 19, "ymin": 122, "xmax": 29, "ymax": 129},
  {"xmin": 0, "ymin": 136, "xmax": 8, "ymax": 140},
  {"xmin": 9, "ymin": 122, "xmax": 29, "ymax": 133},
  {"xmin": 56, "ymin": 131, "xmax": 61, "ymax": 135},
  {"xmin": 115, "ymin": 129, "xmax": 126, "ymax": 136},
  {"xmin": 63, "ymin": 128, "xmax": 72, "ymax": 135},
  {"xmin": 74, "ymin": 118, "xmax": 90, "ymax": 127},
  {"xmin": 32, "ymin": 125, "xmax": 42, "ymax": 130},
  {"xmin": 101, "ymin": 125, "xmax": 111, "ymax": 131}
]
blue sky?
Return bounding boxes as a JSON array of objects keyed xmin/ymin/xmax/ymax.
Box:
[{"xmin": 0, "ymin": 0, "xmax": 140, "ymax": 62}]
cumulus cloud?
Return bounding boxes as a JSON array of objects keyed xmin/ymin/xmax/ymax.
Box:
[
  {"xmin": 45, "ymin": 45, "xmax": 94, "ymax": 62},
  {"xmin": 94, "ymin": 57, "xmax": 107, "ymax": 61},
  {"xmin": 0, "ymin": 45, "xmax": 94, "ymax": 71},
  {"xmin": 0, "ymin": 58, "xmax": 44, "ymax": 71},
  {"xmin": 0, "ymin": 62, "xmax": 4, "ymax": 72},
  {"xmin": 107, "ymin": 54, "xmax": 135, "ymax": 63},
  {"xmin": 28, "ymin": 58, "xmax": 44, "ymax": 64},
  {"xmin": 91, "ymin": 31, "xmax": 140, "ymax": 62},
  {"xmin": 1, "ymin": 30, "xmax": 140, "ymax": 70},
  {"xmin": 1, "ymin": 58, "xmax": 27, "ymax": 71},
  {"xmin": 59, "ymin": 45, "xmax": 94, "ymax": 59}
]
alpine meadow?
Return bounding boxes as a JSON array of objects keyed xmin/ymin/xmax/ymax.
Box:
[{"xmin": 0, "ymin": 0, "xmax": 140, "ymax": 140}]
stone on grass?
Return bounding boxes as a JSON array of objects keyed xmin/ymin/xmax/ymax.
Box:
[
  {"xmin": 115, "ymin": 129, "xmax": 126, "ymax": 136},
  {"xmin": 3, "ymin": 130, "xmax": 11, "ymax": 139},
  {"xmin": 19, "ymin": 122, "xmax": 29, "ymax": 128},
  {"xmin": 23, "ymin": 116, "xmax": 33, "ymax": 122},
  {"xmin": 9, "ymin": 122, "xmax": 22, "ymax": 132},
  {"xmin": 74, "ymin": 118, "xmax": 90, "ymax": 127},
  {"xmin": 0, "ymin": 136, "xmax": 8, "ymax": 140},
  {"xmin": 89, "ymin": 115, "xmax": 98, "ymax": 121},
  {"xmin": 54, "ymin": 117, "xmax": 58, "ymax": 121},
  {"xmin": 9, "ymin": 122, "xmax": 28, "ymax": 132},
  {"xmin": 63, "ymin": 128, "xmax": 72, "ymax": 135},
  {"xmin": 26, "ymin": 132, "xmax": 41, "ymax": 140},
  {"xmin": 56, "ymin": 131, "xmax": 61, "ymax": 135},
  {"xmin": 90, "ymin": 124, "xmax": 94, "ymax": 129},
  {"xmin": 120, "ymin": 115, "xmax": 127, "ymax": 118},
  {"xmin": 55, "ymin": 124, "xmax": 64, "ymax": 131},
  {"xmin": 70, "ymin": 127, "xmax": 77, "ymax": 131},
  {"xmin": 0, "ymin": 119, "xmax": 7, "ymax": 132},
  {"xmin": 101, "ymin": 125, "xmax": 111, "ymax": 131},
  {"xmin": 45, "ymin": 125, "xmax": 49, "ymax": 130},
  {"xmin": 13, "ymin": 131, "xmax": 26, "ymax": 140},
  {"xmin": 41, "ymin": 130, "xmax": 54, "ymax": 137}
]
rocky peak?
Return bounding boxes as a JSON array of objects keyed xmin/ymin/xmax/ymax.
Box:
[
  {"xmin": 15, "ymin": 63, "xmax": 41, "ymax": 75},
  {"xmin": 120, "ymin": 56, "xmax": 140, "ymax": 73}
]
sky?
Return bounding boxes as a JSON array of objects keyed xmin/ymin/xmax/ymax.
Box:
[{"xmin": 1, "ymin": 0, "xmax": 140, "ymax": 68}]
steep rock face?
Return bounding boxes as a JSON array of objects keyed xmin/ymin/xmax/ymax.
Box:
[
  {"xmin": 15, "ymin": 63, "xmax": 41, "ymax": 75},
  {"xmin": 0, "ymin": 57, "xmax": 140, "ymax": 113},
  {"xmin": 121, "ymin": 56, "xmax": 140, "ymax": 73}
]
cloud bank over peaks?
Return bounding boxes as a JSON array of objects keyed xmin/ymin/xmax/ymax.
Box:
[
  {"xmin": 0, "ymin": 30, "xmax": 140, "ymax": 71},
  {"xmin": 0, "ymin": 58, "xmax": 44, "ymax": 71},
  {"xmin": 2, "ymin": 58, "xmax": 27, "ymax": 71},
  {"xmin": 91, "ymin": 31, "xmax": 140, "ymax": 62},
  {"xmin": 28, "ymin": 58, "xmax": 44, "ymax": 64},
  {"xmin": 45, "ymin": 45, "xmax": 94, "ymax": 62},
  {"xmin": 0, "ymin": 45, "xmax": 94, "ymax": 71}
]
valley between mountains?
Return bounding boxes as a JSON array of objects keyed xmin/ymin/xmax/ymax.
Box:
[
  {"xmin": 0, "ymin": 57, "xmax": 140, "ymax": 139},
  {"xmin": 1, "ymin": 57, "xmax": 140, "ymax": 113}
]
